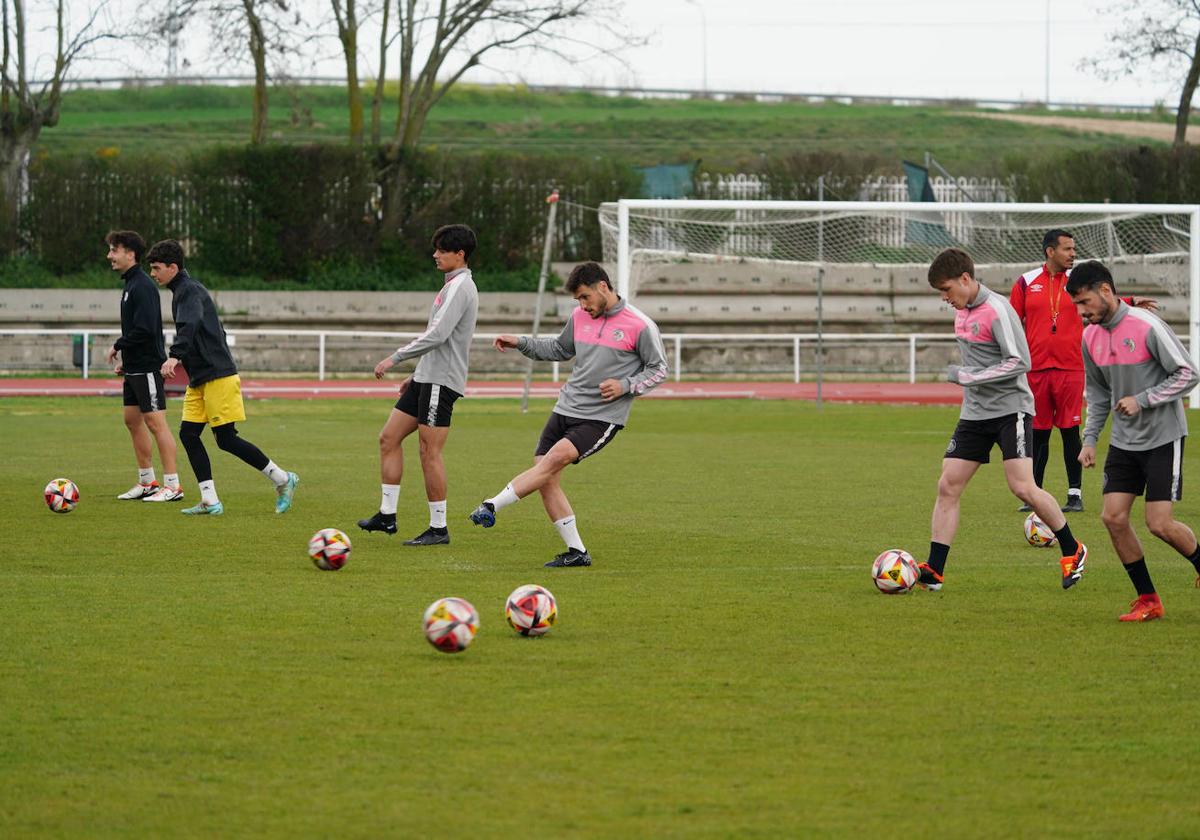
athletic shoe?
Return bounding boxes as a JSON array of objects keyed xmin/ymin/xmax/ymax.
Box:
[
  {"xmin": 142, "ymin": 485, "xmax": 184, "ymax": 503},
  {"xmin": 274, "ymin": 472, "xmax": 299, "ymax": 514},
  {"xmin": 1119, "ymin": 593, "xmax": 1164, "ymax": 622},
  {"xmin": 181, "ymin": 501, "xmax": 224, "ymax": 516},
  {"xmin": 358, "ymin": 511, "xmax": 397, "ymax": 535},
  {"xmin": 1060, "ymin": 542, "xmax": 1087, "ymax": 590},
  {"xmin": 469, "ymin": 501, "xmax": 496, "ymax": 528},
  {"xmin": 118, "ymin": 481, "xmax": 160, "ymax": 500},
  {"xmin": 916, "ymin": 562, "xmax": 943, "ymax": 591},
  {"xmin": 1061, "ymin": 496, "xmax": 1084, "ymax": 513},
  {"xmin": 404, "ymin": 527, "xmax": 450, "ymax": 546},
  {"xmin": 1017, "ymin": 502, "xmax": 1032, "ymax": 512},
  {"xmin": 545, "ymin": 548, "xmax": 592, "ymax": 568}
]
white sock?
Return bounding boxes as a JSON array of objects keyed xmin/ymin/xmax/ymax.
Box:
[
  {"xmin": 199, "ymin": 480, "xmax": 219, "ymax": 506},
  {"xmin": 486, "ymin": 483, "xmax": 521, "ymax": 511},
  {"xmin": 381, "ymin": 484, "xmax": 400, "ymax": 516},
  {"xmin": 554, "ymin": 515, "xmax": 585, "ymax": 552},
  {"xmin": 262, "ymin": 460, "xmax": 288, "ymax": 487},
  {"xmin": 138, "ymin": 467, "xmax": 156, "ymax": 485},
  {"xmin": 1068, "ymin": 488, "xmax": 1082, "ymax": 497},
  {"xmin": 164, "ymin": 473, "xmax": 180, "ymax": 489},
  {"xmin": 429, "ymin": 500, "xmax": 447, "ymax": 529}
]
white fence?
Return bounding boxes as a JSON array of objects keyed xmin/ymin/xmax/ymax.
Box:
[{"xmin": 696, "ymin": 174, "xmax": 1012, "ymax": 203}]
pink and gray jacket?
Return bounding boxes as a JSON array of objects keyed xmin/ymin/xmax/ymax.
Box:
[
  {"xmin": 1081, "ymin": 301, "xmax": 1197, "ymax": 451},
  {"xmin": 517, "ymin": 298, "xmax": 669, "ymax": 425},
  {"xmin": 946, "ymin": 283, "xmax": 1035, "ymax": 420},
  {"xmin": 389, "ymin": 267, "xmax": 479, "ymax": 395}
]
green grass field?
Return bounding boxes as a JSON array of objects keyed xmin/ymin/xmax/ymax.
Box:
[{"xmin": 4, "ymin": 396, "xmax": 1200, "ymax": 837}]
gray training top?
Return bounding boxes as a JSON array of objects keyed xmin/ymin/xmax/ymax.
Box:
[
  {"xmin": 517, "ymin": 298, "xmax": 669, "ymax": 425},
  {"xmin": 389, "ymin": 267, "xmax": 479, "ymax": 395},
  {"xmin": 945, "ymin": 283, "xmax": 1036, "ymax": 421}
]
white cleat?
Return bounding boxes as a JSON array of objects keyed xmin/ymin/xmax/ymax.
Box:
[
  {"xmin": 117, "ymin": 482, "xmax": 159, "ymax": 500},
  {"xmin": 142, "ymin": 485, "xmax": 184, "ymax": 502}
]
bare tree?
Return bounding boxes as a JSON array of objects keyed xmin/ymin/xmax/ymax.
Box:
[
  {"xmin": 0, "ymin": 0, "xmax": 115, "ymax": 251},
  {"xmin": 369, "ymin": 0, "xmax": 390, "ymax": 145},
  {"xmin": 1089, "ymin": 0, "xmax": 1200, "ymax": 146},
  {"xmin": 331, "ymin": 0, "xmax": 363, "ymax": 144}
]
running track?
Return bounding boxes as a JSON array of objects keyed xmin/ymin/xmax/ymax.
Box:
[{"xmin": 0, "ymin": 377, "xmax": 962, "ymax": 405}]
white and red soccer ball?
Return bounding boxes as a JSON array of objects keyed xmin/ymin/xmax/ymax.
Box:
[
  {"xmin": 871, "ymin": 548, "xmax": 919, "ymax": 594},
  {"xmin": 1023, "ymin": 513, "xmax": 1057, "ymax": 547},
  {"xmin": 423, "ymin": 597, "xmax": 480, "ymax": 653},
  {"xmin": 505, "ymin": 584, "xmax": 558, "ymax": 637},
  {"xmin": 308, "ymin": 527, "xmax": 352, "ymax": 570},
  {"xmin": 44, "ymin": 478, "xmax": 80, "ymax": 513}
]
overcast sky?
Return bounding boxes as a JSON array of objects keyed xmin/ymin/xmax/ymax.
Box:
[{"xmin": 53, "ymin": 0, "xmax": 1182, "ymax": 108}]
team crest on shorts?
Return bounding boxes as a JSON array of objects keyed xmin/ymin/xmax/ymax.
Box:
[
  {"xmin": 945, "ymin": 438, "xmax": 957, "ymax": 455},
  {"xmin": 611, "ymin": 328, "xmax": 624, "ymax": 341},
  {"xmin": 1102, "ymin": 471, "xmax": 1109, "ymax": 490}
]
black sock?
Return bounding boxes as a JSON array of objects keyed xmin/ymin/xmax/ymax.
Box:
[
  {"xmin": 430, "ymin": 526, "xmax": 447, "ymax": 534},
  {"xmin": 1061, "ymin": 426, "xmax": 1082, "ymax": 492},
  {"xmin": 1032, "ymin": 428, "xmax": 1052, "ymax": 487},
  {"xmin": 927, "ymin": 542, "xmax": 950, "ymax": 575},
  {"xmin": 1123, "ymin": 558, "xmax": 1157, "ymax": 596},
  {"xmin": 1053, "ymin": 523, "xmax": 1079, "ymax": 557},
  {"xmin": 1183, "ymin": 543, "xmax": 1200, "ymax": 575}
]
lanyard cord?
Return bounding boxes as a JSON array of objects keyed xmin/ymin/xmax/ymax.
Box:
[{"xmin": 1047, "ymin": 270, "xmax": 1063, "ymax": 332}]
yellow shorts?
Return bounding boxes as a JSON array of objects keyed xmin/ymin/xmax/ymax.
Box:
[{"xmin": 182, "ymin": 374, "xmax": 246, "ymax": 427}]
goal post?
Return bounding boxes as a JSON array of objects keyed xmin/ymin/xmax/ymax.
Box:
[{"xmin": 602, "ymin": 199, "xmax": 1200, "ymax": 408}]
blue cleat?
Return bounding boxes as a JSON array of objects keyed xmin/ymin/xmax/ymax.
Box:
[
  {"xmin": 182, "ymin": 501, "xmax": 224, "ymax": 516},
  {"xmin": 275, "ymin": 472, "xmax": 299, "ymax": 514},
  {"xmin": 468, "ymin": 501, "xmax": 496, "ymax": 528}
]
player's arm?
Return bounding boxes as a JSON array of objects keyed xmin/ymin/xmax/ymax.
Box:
[
  {"xmin": 620, "ymin": 321, "xmax": 669, "ymax": 397},
  {"xmin": 947, "ymin": 312, "xmax": 1029, "ymax": 387},
  {"xmin": 380, "ymin": 289, "xmax": 472, "ymax": 374},
  {"xmin": 166, "ymin": 287, "xmax": 202, "ymax": 370},
  {"xmin": 516, "ymin": 318, "xmax": 575, "ymax": 362},
  {"xmin": 1009, "ymin": 278, "xmax": 1026, "ymax": 324},
  {"xmin": 1135, "ymin": 323, "xmax": 1198, "ymax": 410},
  {"xmin": 1080, "ymin": 344, "xmax": 1110, "ymax": 466}
]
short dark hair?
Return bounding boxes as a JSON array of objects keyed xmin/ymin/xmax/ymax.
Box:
[
  {"xmin": 105, "ymin": 230, "xmax": 145, "ymax": 262},
  {"xmin": 431, "ymin": 224, "xmax": 477, "ymax": 259},
  {"xmin": 1043, "ymin": 228, "xmax": 1074, "ymax": 256},
  {"xmin": 566, "ymin": 261, "xmax": 612, "ymax": 293},
  {"xmin": 146, "ymin": 239, "xmax": 186, "ymax": 270},
  {"xmin": 927, "ymin": 248, "xmax": 974, "ymax": 286},
  {"xmin": 1065, "ymin": 260, "xmax": 1116, "ymax": 295}
]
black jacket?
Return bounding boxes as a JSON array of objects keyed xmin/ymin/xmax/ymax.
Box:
[
  {"xmin": 166, "ymin": 270, "xmax": 238, "ymax": 387},
  {"xmin": 112, "ymin": 266, "xmax": 166, "ymax": 374}
]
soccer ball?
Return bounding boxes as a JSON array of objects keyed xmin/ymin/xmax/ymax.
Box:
[
  {"xmin": 871, "ymin": 548, "xmax": 918, "ymax": 594},
  {"xmin": 505, "ymin": 584, "xmax": 558, "ymax": 637},
  {"xmin": 1023, "ymin": 513, "xmax": 1057, "ymax": 547},
  {"xmin": 308, "ymin": 527, "xmax": 352, "ymax": 570},
  {"xmin": 423, "ymin": 597, "xmax": 480, "ymax": 653},
  {"xmin": 44, "ymin": 478, "xmax": 79, "ymax": 513}
]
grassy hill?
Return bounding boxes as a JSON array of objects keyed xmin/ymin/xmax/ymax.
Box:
[{"xmin": 40, "ymin": 83, "xmax": 1165, "ymax": 173}]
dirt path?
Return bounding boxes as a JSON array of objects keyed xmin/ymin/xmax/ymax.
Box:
[{"xmin": 964, "ymin": 111, "xmax": 1192, "ymax": 143}]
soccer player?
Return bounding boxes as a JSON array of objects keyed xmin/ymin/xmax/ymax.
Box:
[
  {"xmin": 468, "ymin": 262, "xmax": 668, "ymax": 567},
  {"xmin": 1010, "ymin": 229, "xmax": 1156, "ymax": 513},
  {"xmin": 357, "ymin": 224, "xmax": 480, "ymax": 546},
  {"xmin": 103, "ymin": 230, "xmax": 183, "ymax": 502},
  {"xmin": 148, "ymin": 239, "xmax": 298, "ymax": 516},
  {"xmin": 921, "ymin": 248, "xmax": 1088, "ymax": 591},
  {"xmin": 1068, "ymin": 261, "xmax": 1200, "ymax": 622}
]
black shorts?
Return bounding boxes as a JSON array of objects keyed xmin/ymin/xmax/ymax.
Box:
[
  {"xmin": 944, "ymin": 413, "xmax": 1033, "ymax": 463},
  {"xmin": 123, "ymin": 371, "xmax": 166, "ymax": 413},
  {"xmin": 535, "ymin": 412, "xmax": 623, "ymax": 463},
  {"xmin": 1103, "ymin": 439, "xmax": 1185, "ymax": 502},
  {"xmin": 395, "ymin": 381, "xmax": 462, "ymax": 427}
]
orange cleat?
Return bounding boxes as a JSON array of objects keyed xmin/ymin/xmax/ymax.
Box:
[
  {"xmin": 1119, "ymin": 593, "xmax": 1164, "ymax": 622},
  {"xmin": 917, "ymin": 563, "xmax": 943, "ymax": 592},
  {"xmin": 1060, "ymin": 542, "xmax": 1087, "ymax": 590}
]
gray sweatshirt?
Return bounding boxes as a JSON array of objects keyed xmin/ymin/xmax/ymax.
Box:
[
  {"xmin": 945, "ymin": 283, "xmax": 1036, "ymax": 420},
  {"xmin": 517, "ymin": 298, "xmax": 669, "ymax": 425},
  {"xmin": 1081, "ymin": 301, "xmax": 1197, "ymax": 451},
  {"xmin": 389, "ymin": 267, "xmax": 479, "ymax": 395}
]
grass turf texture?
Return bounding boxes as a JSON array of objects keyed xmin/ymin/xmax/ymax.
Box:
[{"xmin": 3, "ymin": 396, "xmax": 1200, "ymax": 837}]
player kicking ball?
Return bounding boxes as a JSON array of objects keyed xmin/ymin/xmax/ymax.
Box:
[
  {"xmin": 1068, "ymin": 261, "xmax": 1200, "ymax": 621},
  {"xmin": 468, "ymin": 262, "xmax": 668, "ymax": 567},
  {"xmin": 921, "ymin": 248, "xmax": 1087, "ymax": 591}
]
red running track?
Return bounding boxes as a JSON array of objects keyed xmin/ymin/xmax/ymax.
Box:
[{"xmin": 0, "ymin": 377, "xmax": 963, "ymax": 405}]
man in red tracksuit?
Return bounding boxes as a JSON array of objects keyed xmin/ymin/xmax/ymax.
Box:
[{"xmin": 1010, "ymin": 229, "xmax": 1154, "ymax": 513}]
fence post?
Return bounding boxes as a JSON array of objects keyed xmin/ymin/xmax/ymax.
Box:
[
  {"xmin": 674, "ymin": 336, "xmax": 682, "ymax": 382},
  {"xmin": 82, "ymin": 332, "xmax": 89, "ymax": 380},
  {"xmin": 552, "ymin": 361, "xmax": 560, "ymax": 382},
  {"xmin": 794, "ymin": 336, "xmax": 801, "ymax": 383},
  {"xmin": 318, "ymin": 333, "xmax": 326, "ymax": 381},
  {"xmin": 909, "ymin": 335, "xmax": 917, "ymax": 384}
]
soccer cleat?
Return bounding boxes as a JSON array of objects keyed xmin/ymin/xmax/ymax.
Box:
[
  {"xmin": 1119, "ymin": 593, "xmax": 1164, "ymax": 622},
  {"xmin": 275, "ymin": 472, "xmax": 299, "ymax": 514},
  {"xmin": 358, "ymin": 511, "xmax": 397, "ymax": 534},
  {"xmin": 142, "ymin": 485, "xmax": 184, "ymax": 502},
  {"xmin": 1061, "ymin": 496, "xmax": 1084, "ymax": 513},
  {"xmin": 468, "ymin": 501, "xmax": 496, "ymax": 528},
  {"xmin": 181, "ymin": 501, "xmax": 224, "ymax": 516},
  {"xmin": 1017, "ymin": 502, "xmax": 1032, "ymax": 513},
  {"xmin": 916, "ymin": 562, "xmax": 943, "ymax": 591},
  {"xmin": 545, "ymin": 548, "xmax": 592, "ymax": 568},
  {"xmin": 404, "ymin": 527, "xmax": 450, "ymax": 546},
  {"xmin": 118, "ymin": 481, "xmax": 160, "ymax": 500},
  {"xmin": 1060, "ymin": 542, "xmax": 1087, "ymax": 590}
]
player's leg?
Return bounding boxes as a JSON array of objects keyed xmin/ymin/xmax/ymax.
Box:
[
  {"xmin": 207, "ymin": 376, "xmax": 298, "ymax": 513},
  {"xmin": 141, "ymin": 408, "xmax": 183, "ymax": 502},
  {"xmin": 1101, "ymin": 444, "xmax": 1163, "ymax": 620},
  {"xmin": 118, "ymin": 376, "xmax": 159, "ymax": 499},
  {"xmin": 1022, "ymin": 370, "xmax": 1054, "ymax": 510},
  {"xmin": 362, "ymin": 387, "xmax": 421, "ymax": 534},
  {"xmin": 403, "ymin": 423, "xmax": 452, "ymax": 546},
  {"xmin": 470, "ymin": 437, "xmax": 579, "ymax": 528},
  {"xmin": 1142, "ymin": 437, "xmax": 1200, "ymax": 584},
  {"xmin": 1057, "ymin": 370, "xmax": 1086, "ymax": 512},
  {"xmin": 921, "ymin": 457, "xmax": 980, "ymax": 589},
  {"xmin": 536, "ymin": 458, "xmax": 591, "ymax": 567},
  {"xmin": 178, "ymin": 421, "xmax": 223, "ymax": 515}
]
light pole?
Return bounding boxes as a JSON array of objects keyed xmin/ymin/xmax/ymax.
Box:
[{"xmin": 684, "ymin": 0, "xmax": 708, "ymax": 92}]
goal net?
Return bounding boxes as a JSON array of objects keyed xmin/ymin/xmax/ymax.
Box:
[{"xmin": 599, "ymin": 200, "xmax": 1200, "ymax": 403}]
